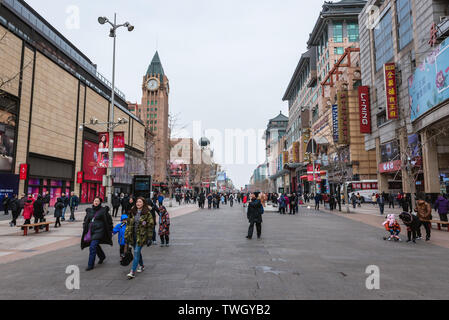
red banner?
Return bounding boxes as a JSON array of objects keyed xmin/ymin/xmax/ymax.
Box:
[
  {"xmin": 98, "ymin": 132, "xmax": 126, "ymax": 168},
  {"xmin": 358, "ymin": 86, "xmax": 372, "ymax": 134},
  {"xmin": 77, "ymin": 171, "xmax": 84, "ymax": 184},
  {"xmin": 19, "ymin": 164, "xmax": 28, "ymax": 180},
  {"xmin": 307, "ymin": 164, "xmax": 321, "ymax": 173},
  {"xmin": 384, "ymin": 63, "xmax": 399, "ymax": 120},
  {"xmin": 379, "ymin": 160, "xmax": 402, "ymax": 173}
]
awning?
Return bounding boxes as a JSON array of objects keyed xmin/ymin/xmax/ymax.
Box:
[
  {"xmin": 269, "ymin": 169, "xmax": 290, "ymax": 180},
  {"xmin": 284, "ymin": 163, "xmax": 304, "ymax": 170}
]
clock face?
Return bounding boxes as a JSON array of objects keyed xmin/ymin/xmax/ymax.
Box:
[{"xmin": 147, "ymin": 79, "xmax": 159, "ymax": 91}]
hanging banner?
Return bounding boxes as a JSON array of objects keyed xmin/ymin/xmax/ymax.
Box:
[
  {"xmin": 358, "ymin": 86, "xmax": 372, "ymax": 133},
  {"xmin": 332, "ymin": 104, "xmax": 339, "ymax": 143},
  {"xmin": 77, "ymin": 171, "xmax": 84, "ymax": 184},
  {"xmin": 302, "ymin": 129, "xmax": 311, "ymax": 163},
  {"xmin": 384, "ymin": 63, "xmax": 399, "ymax": 120},
  {"xmin": 98, "ymin": 132, "xmax": 126, "ymax": 168},
  {"xmin": 337, "ymin": 90, "xmax": 349, "ymax": 144},
  {"xmin": 19, "ymin": 164, "xmax": 28, "ymax": 180}
]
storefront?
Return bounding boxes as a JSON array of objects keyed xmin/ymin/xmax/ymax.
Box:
[
  {"xmin": 26, "ymin": 154, "xmax": 74, "ymax": 205},
  {"xmin": 112, "ymin": 150, "xmax": 145, "ymax": 195}
]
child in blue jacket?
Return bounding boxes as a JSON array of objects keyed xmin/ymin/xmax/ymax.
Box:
[{"xmin": 112, "ymin": 214, "xmax": 128, "ymax": 258}]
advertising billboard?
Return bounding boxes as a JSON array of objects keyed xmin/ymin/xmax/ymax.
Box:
[
  {"xmin": 358, "ymin": 86, "xmax": 372, "ymax": 134},
  {"xmin": 409, "ymin": 38, "xmax": 449, "ymax": 121},
  {"xmin": 98, "ymin": 132, "xmax": 126, "ymax": 168},
  {"xmin": 0, "ymin": 173, "xmax": 19, "ymax": 211},
  {"xmin": 83, "ymin": 140, "xmax": 106, "ymax": 182}
]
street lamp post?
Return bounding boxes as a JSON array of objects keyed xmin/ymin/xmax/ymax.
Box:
[{"xmin": 98, "ymin": 14, "xmax": 134, "ymax": 208}]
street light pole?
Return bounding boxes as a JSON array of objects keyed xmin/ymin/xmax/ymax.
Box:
[
  {"xmin": 98, "ymin": 14, "xmax": 134, "ymax": 208},
  {"xmin": 107, "ymin": 13, "xmax": 117, "ymax": 210}
]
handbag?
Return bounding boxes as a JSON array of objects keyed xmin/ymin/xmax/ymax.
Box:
[
  {"xmin": 120, "ymin": 245, "xmax": 134, "ymax": 266},
  {"xmin": 83, "ymin": 211, "xmax": 100, "ymax": 242}
]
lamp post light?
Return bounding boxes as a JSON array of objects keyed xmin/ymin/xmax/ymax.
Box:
[{"xmin": 98, "ymin": 14, "xmax": 134, "ymax": 208}]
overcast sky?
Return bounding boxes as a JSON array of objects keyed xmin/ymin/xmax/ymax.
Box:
[{"xmin": 26, "ymin": 0, "xmax": 324, "ymax": 189}]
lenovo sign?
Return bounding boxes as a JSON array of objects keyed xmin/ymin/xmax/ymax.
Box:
[{"xmin": 358, "ymin": 86, "xmax": 372, "ymax": 134}]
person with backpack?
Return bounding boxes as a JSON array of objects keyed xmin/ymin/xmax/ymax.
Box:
[
  {"xmin": 246, "ymin": 192, "xmax": 264, "ymax": 240},
  {"xmin": 81, "ymin": 197, "xmax": 113, "ymax": 271},
  {"xmin": 22, "ymin": 195, "xmax": 35, "ymax": 229}
]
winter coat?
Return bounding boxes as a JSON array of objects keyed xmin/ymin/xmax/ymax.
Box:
[
  {"xmin": 247, "ymin": 199, "xmax": 263, "ymax": 224},
  {"xmin": 33, "ymin": 198, "xmax": 45, "ymax": 219},
  {"xmin": 19, "ymin": 197, "xmax": 26, "ymax": 210},
  {"xmin": 279, "ymin": 196, "xmax": 286, "ymax": 208},
  {"xmin": 8, "ymin": 198, "xmax": 19, "ymax": 213},
  {"xmin": 2, "ymin": 197, "xmax": 9, "ymax": 209},
  {"xmin": 61, "ymin": 196, "xmax": 69, "ymax": 208},
  {"xmin": 434, "ymin": 196, "xmax": 449, "ymax": 215},
  {"xmin": 112, "ymin": 196, "xmax": 121, "ymax": 208},
  {"xmin": 54, "ymin": 200, "xmax": 64, "ymax": 218},
  {"xmin": 415, "ymin": 200, "xmax": 432, "ymax": 221},
  {"xmin": 112, "ymin": 214, "xmax": 128, "ymax": 246},
  {"xmin": 123, "ymin": 200, "xmax": 135, "ymax": 214},
  {"xmin": 158, "ymin": 208, "xmax": 170, "ymax": 236},
  {"xmin": 81, "ymin": 206, "xmax": 113, "ymax": 250},
  {"xmin": 43, "ymin": 194, "xmax": 50, "ymax": 204},
  {"xmin": 22, "ymin": 198, "xmax": 35, "ymax": 220},
  {"xmin": 124, "ymin": 209, "xmax": 154, "ymax": 247},
  {"xmin": 69, "ymin": 196, "xmax": 79, "ymax": 208}
]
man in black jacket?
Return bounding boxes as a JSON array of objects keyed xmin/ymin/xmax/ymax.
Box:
[
  {"xmin": 60, "ymin": 193, "xmax": 69, "ymax": 221},
  {"xmin": 2, "ymin": 194, "xmax": 10, "ymax": 215},
  {"xmin": 9, "ymin": 195, "xmax": 19, "ymax": 227},
  {"xmin": 246, "ymin": 192, "xmax": 264, "ymax": 240}
]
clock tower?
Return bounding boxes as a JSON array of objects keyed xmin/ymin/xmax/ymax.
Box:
[{"xmin": 139, "ymin": 51, "xmax": 170, "ymax": 184}]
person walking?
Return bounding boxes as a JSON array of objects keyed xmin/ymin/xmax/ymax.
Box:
[
  {"xmin": 351, "ymin": 193, "xmax": 357, "ymax": 209},
  {"xmin": 279, "ymin": 194, "xmax": 287, "ymax": 214},
  {"xmin": 121, "ymin": 194, "xmax": 129, "ymax": 215},
  {"xmin": 314, "ymin": 193, "xmax": 321, "ymax": 211},
  {"xmin": 33, "ymin": 195, "xmax": 45, "ymax": 227},
  {"xmin": 43, "ymin": 191, "xmax": 50, "ymax": 215},
  {"xmin": 246, "ymin": 192, "xmax": 264, "ymax": 240},
  {"xmin": 81, "ymin": 197, "xmax": 113, "ymax": 271},
  {"xmin": 124, "ymin": 197, "xmax": 154, "ymax": 279},
  {"xmin": 9, "ymin": 194, "xmax": 20, "ymax": 227},
  {"xmin": 69, "ymin": 191, "xmax": 79, "ymax": 222},
  {"xmin": 434, "ymin": 194, "xmax": 449, "ymax": 227},
  {"xmin": 112, "ymin": 193, "xmax": 121, "ymax": 218},
  {"xmin": 377, "ymin": 193, "xmax": 385, "ymax": 216},
  {"xmin": 60, "ymin": 193, "xmax": 69, "ymax": 222},
  {"xmin": 415, "ymin": 194, "xmax": 432, "ymax": 241},
  {"xmin": 2, "ymin": 194, "xmax": 10, "ymax": 215},
  {"xmin": 158, "ymin": 206, "xmax": 171, "ymax": 247},
  {"xmin": 54, "ymin": 198, "xmax": 64, "ymax": 228},
  {"xmin": 388, "ymin": 192, "xmax": 395, "ymax": 209}
]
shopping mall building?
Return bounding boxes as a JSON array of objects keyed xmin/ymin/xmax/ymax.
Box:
[
  {"xmin": 0, "ymin": 0, "xmax": 147, "ymax": 206},
  {"xmin": 359, "ymin": 0, "xmax": 449, "ymax": 197}
]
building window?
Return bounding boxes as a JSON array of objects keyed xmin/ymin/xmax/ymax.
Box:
[
  {"xmin": 150, "ymin": 120, "xmax": 153, "ymax": 124},
  {"xmin": 334, "ymin": 47, "xmax": 344, "ymax": 55},
  {"xmin": 155, "ymin": 100, "xmax": 158, "ymax": 105},
  {"xmin": 333, "ymin": 22, "xmax": 343, "ymax": 43},
  {"xmin": 374, "ymin": 9, "xmax": 394, "ymax": 71},
  {"xmin": 397, "ymin": 0, "xmax": 413, "ymax": 50},
  {"xmin": 377, "ymin": 111, "xmax": 387, "ymax": 127},
  {"xmin": 347, "ymin": 23, "xmax": 359, "ymax": 42},
  {"xmin": 151, "ymin": 100, "xmax": 154, "ymax": 106}
]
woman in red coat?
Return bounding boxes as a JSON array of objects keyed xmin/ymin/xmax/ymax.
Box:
[{"xmin": 22, "ymin": 195, "xmax": 35, "ymax": 229}]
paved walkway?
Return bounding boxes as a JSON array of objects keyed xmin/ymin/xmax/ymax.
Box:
[{"xmin": 0, "ymin": 203, "xmax": 448, "ymax": 300}]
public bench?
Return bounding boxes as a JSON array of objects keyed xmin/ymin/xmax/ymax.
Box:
[
  {"xmin": 429, "ymin": 220, "xmax": 449, "ymax": 232},
  {"xmin": 17, "ymin": 222, "xmax": 51, "ymax": 236}
]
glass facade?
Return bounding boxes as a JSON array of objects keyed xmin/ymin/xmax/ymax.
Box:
[
  {"xmin": 374, "ymin": 9, "xmax": 394, "ymax": 71},
  {"xmin": 397, "ymin": 0, "xmax": 413, "ymax": 50},
  {"xmin": 0, "ymin": 95, "xmax": 17, "ymax": 172},
  {"xmin": 347, "ymin": 23, "xmax": 359, "ymax": 42}
]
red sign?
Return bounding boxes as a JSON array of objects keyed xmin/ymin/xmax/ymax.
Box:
[
  {"xmin": 83, "ymin": 140, "xmax": 106, "ymax": 182},
  {"xmin": 358, "ymin": 86, "xmax": 372, "ymax": 134},
  {"xmin": 379, "ymin": 160, "xmax": 402, "ymax": 173},
  {"xmin": 77, "ymin": 171, "xmax": 84, "ymax": 184},
  {"xmin": 307, "ymin": 164, "xmax": 321, "ymax": 173},
  {"xmin": 384, "ymin": 63, "xmax": 399, "ymax": 120},
  {"xmin": 98, "ymin": 132, "xmax": 126, "ymax": 168},
  {"xmin": 307, "ymin": 174, "xmax": 322, "ymax": 183},
  {"xmin": 19, "ymin": 164, "xmax": 28, "ymax": 180}
]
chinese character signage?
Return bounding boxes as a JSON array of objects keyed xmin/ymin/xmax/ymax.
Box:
[
  {"xmin": 379, "ymin": 160, "xmax": 402, "ymax": 173},
  {"xmin": 332, "ymin": 104, "xmax": 339, "ymax": 143},
  {"xmin": 302, "ymin": 129, "xmax": 310, "ymax": 163},
  {"xmin": 98, "ymin": 132, "xmax": 126, "ymax": 168},
  {"xmin": 409, "ymin": 38, "xmax": 449, "ymax": 121},
  {"xmin": 384, "ymin": 63, "xmax": 399, "ymax": 120},
  {"xmin": 358, "ymin": 86, "xmax": 372, "ymax": 133},
  {"xmin": 293, "ymin": 142, "xmax": 300, "ymax": 163},
  {"xmin": 337, "ymin": 90, "xmax": 349, "ymax": 144}
]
